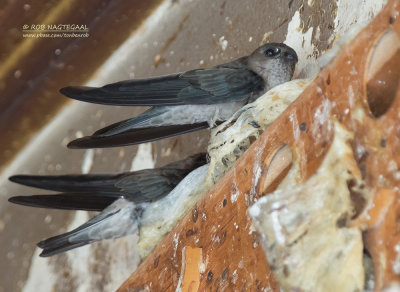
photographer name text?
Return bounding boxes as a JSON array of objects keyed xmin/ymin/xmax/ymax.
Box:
[{"xmin": 23, "ymin": 24, "xmax": 89, "ymax": 31}]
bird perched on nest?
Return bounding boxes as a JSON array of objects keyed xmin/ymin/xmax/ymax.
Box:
[
  {"xmin": 8, "ymin": 153, "xmax": 207, "ymax": 257},
  {"xmin": 61, "ymin": 43, "xmax": 298, "ymax": 149},
  {"xmin": 7, "ymin": 43, "xmax": 299, "ymax": 257}
]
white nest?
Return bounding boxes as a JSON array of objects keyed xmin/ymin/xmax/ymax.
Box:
[{"xmin": 206, "ymin": 78, "xmax": 312, "ymax": 184}]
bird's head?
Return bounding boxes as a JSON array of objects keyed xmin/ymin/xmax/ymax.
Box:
[{"xmin": 248, "ymin": 43, "xmax": 298, "ymax": 90}]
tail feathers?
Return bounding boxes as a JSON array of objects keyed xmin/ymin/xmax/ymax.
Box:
[
  {"xmin": 39, "ymin": 241, "xmax": 90, "ymax": 257},
  {"xmin": 37, "ymin": 199, "xmax": 139, "ymax": 257},
  {"xmin": 92, "ymin": 119, "xmax": 129, "ymax": 136},
  {"xmin": 92, "ymin": 107, "xmax": 167, "ymax": 137},
  {"xmin": 67, "ymin": 123, "xmax": 209, "ymax": 149},
  {"xmin": 8, "ymin": 193, "xmax": 119, "ymax": 211},
  {"xmin": 9, "ymin": 174, "xmax": 125, "ymax": 193},
  {"xmin": 37, "ymin": 214, "xmax": 118, "ymax": 257}
]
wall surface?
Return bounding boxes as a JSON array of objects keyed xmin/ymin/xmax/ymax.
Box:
[{"xmin": 0, "ymin": 0, "xmax": 387, "ymax": 291}]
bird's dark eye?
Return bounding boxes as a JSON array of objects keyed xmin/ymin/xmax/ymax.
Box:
[{"xmin": 265, "ymin": 47, "xmax": 280, "ymax": 57}]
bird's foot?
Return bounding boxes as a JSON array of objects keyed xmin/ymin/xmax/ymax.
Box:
[{"xmin": 248, "ymin": 121, "xmax": 260, "ymax": 128}]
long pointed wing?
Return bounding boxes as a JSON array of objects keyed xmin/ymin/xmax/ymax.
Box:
[
  {"xmin": 67, "ymin": 123, "xmax": 209, "ymax": 149},
  {"xmin": 8, "ymin": 154, "xmax": 207, "ymax": 210},
  {"xmin": 8, "ymin": 193, "xmax": 117, "ymax": 211},
  {"xmin": 9, "ymin": 174, "xmax": 124, "ymax": 193},
  {"xmin": 60, "ymin": 64, "xmax": 264, "ymax": 106}
]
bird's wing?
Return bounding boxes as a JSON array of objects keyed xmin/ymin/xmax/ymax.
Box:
[
  {"xmin": 37, "ymin": 199, "xmax": 139, "ymax": 257},
  {"xmin": 178, "ymin": 65, "xmax": 264, "ymax": 104},
  {"xmin": 67, "ymin": 122, "xmax": 209, "ymax": 149},
  {"xmin": 60, "ymin": 65, "xmax": 264, "ymax": 106},
  {"xmin": 8, "ymin": 154, "xmax": 206, "ymax": 210},
  {"xmin": 8, "ymin": 193, "xmax": 117, "ymax": 211},
  {"xmin": 9, "ymin": 173, "xmax": 125, "ymax": 193},
  {"xmin": 8, "ymin": 173, "xmax": 179, "ymax": 210},
  {"xmin": 9, "ymin": 173, "xmax": 125, "ymax": 211},
  {"xmin": 115, "ymin": 168, "xmax": 190, "ymax": 203}
]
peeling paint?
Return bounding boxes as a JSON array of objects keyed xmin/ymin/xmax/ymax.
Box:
[{"xmin": 285, "ymin": 11, "xmax": 318, "ymax": 77}]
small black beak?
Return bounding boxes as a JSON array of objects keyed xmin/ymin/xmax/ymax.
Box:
[{"xmin": 284, "ymin": 52, "xmax": 295, "ymax": 60}]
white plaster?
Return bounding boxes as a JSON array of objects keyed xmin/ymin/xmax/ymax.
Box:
[
  {"xmin": 285, "ymin": 11, "xmax": 318, "ymax": 78},
  {"xmin": 334, "ymin": 0, "xmax": 387, "ymax": 37},
  {"xmin": 130, "ymin": 143, "xmax": 155, "ymax": 171},
  {"xmin": 81, "ymin": 149, "xmax": 94, "ymax": 174},
  {"xmin": 22, "ymin": 249, "xmax": 56, "ymax": 292}
]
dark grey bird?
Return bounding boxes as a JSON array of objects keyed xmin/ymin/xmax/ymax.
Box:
[
  {"xmin": 8, "ymin": 153, "xmax": 206, "ymax": 256},
  {"xmin": 61, "ymin": 43, "xmax": 298, "ymax": 149}
]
